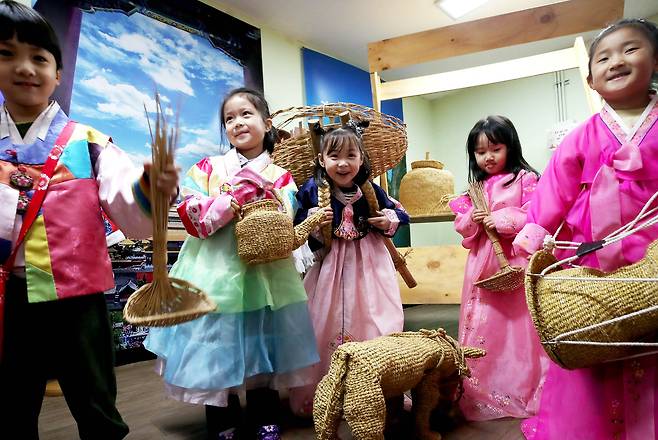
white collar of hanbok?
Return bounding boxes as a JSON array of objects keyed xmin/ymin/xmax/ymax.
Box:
[
  {"xmin": 602, "ymin": 93, "xmax": 658, "ymax": 143},
  {"xmin": 222, "ymin": 148, "xmax": 272, "ymax": 178},
  {"xmin": 0, "ymin": 100, "xmax": 60, "ymax": 144}
]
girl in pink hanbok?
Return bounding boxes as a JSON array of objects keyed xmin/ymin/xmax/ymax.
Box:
[
  {"xmin": 448, "ymin": 115, "xmax": 548, "ymax": 421},
  {"xmin": 288, "ymin": 123, "xmax": 409, "ymax": 416},
  {"xmin": 513, "ymin": 19, "xmax": 658, "ymax": 440}
]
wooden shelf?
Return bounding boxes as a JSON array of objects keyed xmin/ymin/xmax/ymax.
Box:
[{"xmin": 409, "ymin": 213, "xmax": 455, "ymax": 223}]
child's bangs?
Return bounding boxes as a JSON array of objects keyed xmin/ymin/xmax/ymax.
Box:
[
  {"xmin": 0, "ymin": 11, "xmax": 61, "ymax": 69},
  {"xmin": 323, "ymin": 131, "xmax": 357, "ymax": 155}
]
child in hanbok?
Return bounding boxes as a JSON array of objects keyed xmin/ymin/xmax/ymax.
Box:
[
  {"xmin": 513, "ymin": 18, "xmax": 658, "ymax": 439},
  {"xmin": 0, "ymin": 2, "xmax": 179, "ymax": 439},
  {"xmin": 144, "ymin": 88, "xmax": 321, "ymax": 440},
  {"xmin": 448, "ymin": 115, "xmax": 548, "ymax": 421},
  {"xmin": 288, "ymin": 122, "xmax": 409, "ymax": 416}
]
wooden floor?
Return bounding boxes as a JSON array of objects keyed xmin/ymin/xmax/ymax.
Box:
[{"xmin": 39, "ymin": 360, "xmax": 524, "ymax": 439}]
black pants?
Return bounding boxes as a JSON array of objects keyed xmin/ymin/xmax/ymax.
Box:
[{"xmin": 0, "ymin": 276, "xmax": 129, "ymax": 440}]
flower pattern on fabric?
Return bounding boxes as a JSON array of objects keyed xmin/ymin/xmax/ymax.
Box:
[
  {"xmin": 328, "ymin": 330, "xmax": 354, "ymax": 351},
  {"xmin": 257, "ymin": 424, "xmax": 281, "ymax": 440},
  {"xmin": 335, "ymin": 203, "xmax": 361, "ymax": 240}
]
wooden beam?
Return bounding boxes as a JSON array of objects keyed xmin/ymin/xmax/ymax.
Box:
[
  {"xmin": 369, "ymin": 72, "xmax": 388, "ymax": 192},
  {"xmin": 370, "ymin": 71, "xmax": 382, "ymax": 112},
  {"xmin": 368, "ymin": 0, "xmax": 623, "ymax": 73},
  {"xmin": 379, "ymin": 47, "xmax": 578, "ymax": 100},
  {"xmin": 573, "ymin": 36, "xmax": 603, "ymax": 114}
]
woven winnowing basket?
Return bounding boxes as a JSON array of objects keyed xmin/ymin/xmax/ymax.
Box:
[
  {"xmin": 313, "ymin": 329, "xmax": 485, "ymax": 440},
  {"xmin": 271, "ymin": 103, "xmax": 408, "ymax": 185},
  {"xmin": 124, "ymin": 278, "xmax": 215, "ymax": 326},
  {"xmin": 525, "ymin": 240, "xmax": 658, "ymax": 370},
  {"xmin": 235, "ymin": 198, "xmax": 326, "ymax": 265}
]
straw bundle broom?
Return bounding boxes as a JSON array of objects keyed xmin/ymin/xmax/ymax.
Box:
[
  {"xmin": 124, "ymin": 97, "xmax": 216, "ymax": 326},
  {"xmin": 468, "ymin": 182, "xmax": 524, "ymax": 292}
]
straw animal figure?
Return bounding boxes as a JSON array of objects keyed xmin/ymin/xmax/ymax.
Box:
[
  {"xmin": 467, "ymin": 182, "xmax": 524, "ymax": 291},
  {"xmin": 124, "ymin": 97, "xmax": 216, "ymax": 326},
  {"xmin": 313, "ymin": 329, "xmax": 485, "ymax": 440}
]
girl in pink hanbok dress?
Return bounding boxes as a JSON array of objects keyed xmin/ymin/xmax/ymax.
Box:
[
  {"xmin": 288, "ymin": 123, "xmax": 409, "ymax": 416},
  {"xmin": 449, "ymin": 115, "xmax": 548, "ymax": 421},
  {"xmin": 513, "ymin": 19, "xmax": 658, "ymax": 440}
]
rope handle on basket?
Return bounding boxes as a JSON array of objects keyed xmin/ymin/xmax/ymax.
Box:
[
  {"xmin": 538, "ymin": 190, "xmax": 658, "ymax": 275},
  {"xmin": 234, "ymin": 178, "xmax": 280, "ymax": 222},
  {"xmin": 318, "ymin": 184, "xmax": 333, "ymax": 248}
]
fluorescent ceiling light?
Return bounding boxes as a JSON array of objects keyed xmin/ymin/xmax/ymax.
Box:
[{"xmin": 435, "ymin": 0, "xmax": 489, "ymax": 20}]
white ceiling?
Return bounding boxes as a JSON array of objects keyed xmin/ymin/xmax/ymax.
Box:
[{"xmin": 206, "ymin": 0, "xmax": 658, "ymax": 82}]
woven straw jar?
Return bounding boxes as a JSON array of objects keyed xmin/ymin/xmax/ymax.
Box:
[
  {"xmin": 399, "ymin": 152, "xmax": 454, "ymax": 217},
  {"xmin": 235, "ymin": 199, "xmax": 294, "ymax": 265},
  {"xmin": 235, "ymin": 198, "xmax": 324, "ymax": 265}
]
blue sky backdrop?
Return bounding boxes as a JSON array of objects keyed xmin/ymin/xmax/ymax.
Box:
[{"xmin": 70, "ymin": 10, "xmax": 244, "ymax": 172}]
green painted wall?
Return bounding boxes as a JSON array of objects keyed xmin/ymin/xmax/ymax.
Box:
[{"xmin": 403, "ymin": 68, "xmax": 591, "ymax": 246}]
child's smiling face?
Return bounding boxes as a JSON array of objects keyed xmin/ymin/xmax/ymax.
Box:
[
  {"xmin": 223, "ymin": 94, "xmax": 271, "ymax": 159},
  {"xmin": 319, "ymin": 141, "xmax": 364, "ymax": 188},
  {"xmin": 0, "ymin": 34, "xmax": 60, "ymax": 120},
  {"xmin": 588, "ymin": 26, "xmax": 658, "ymax": 110}
]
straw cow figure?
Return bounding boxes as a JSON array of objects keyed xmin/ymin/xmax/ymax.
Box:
[{"xmin": 313, "ymin": 329, "xmax": 485, "ymax": 440}]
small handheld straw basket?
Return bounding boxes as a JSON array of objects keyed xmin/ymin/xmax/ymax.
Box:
[
  {"xmin": 525, "ymin": 240, "xmax": 658, "ymax": 369},
  {"xmin": 235, "ymin": 191, "xmax": 326, "ymax": 265},
  {"xmin": 124, "ymin": 98, "xmax": 216, "ymax": 326},
  {"xmin": 468, "ymin": 182, "xmax": 524, "ymax": 292}
]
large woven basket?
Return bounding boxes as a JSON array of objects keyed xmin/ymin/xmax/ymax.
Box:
[
  {"xmin": 271, "ymin": 103, "xmax": 408, "ymax": 184},
  {"xmin": 525, "ymin": 240, "xmax": 658, "ymax": 369}
]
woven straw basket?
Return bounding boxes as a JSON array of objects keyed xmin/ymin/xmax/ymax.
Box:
[
  {"xmin": 235, "ymin": 196, "xmax": 326, "ymax": 265},
  {"xmin": 124, "ymin": 277, "xmax": 216, "ymax": 326},
  {"xmin": 525, "ymin": 240, "xmax": 658, "ymax": 369},
  {"xmin": 399, "ymin": 152, "xmax": 455, "ymax": 217},
  {"xmin": 271, "ymin": 103, "xmax": 407, "ymax": 184}
]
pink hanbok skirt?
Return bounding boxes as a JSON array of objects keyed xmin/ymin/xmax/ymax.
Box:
[
  {"xmin": 458, "ymin": 282, "xmax": 549, "ymax": 421},
  {"xmin": 288, "ymin": 233, "xmax": 404, "ymax": 416}
]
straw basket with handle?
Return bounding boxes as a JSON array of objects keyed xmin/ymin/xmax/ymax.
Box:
[
  {"xmin": 235, "ymin": 189, "xmax": 327, "ymax": 265},
  {"xmin": 525, "ymin": 240, "xmax": 658, "ymax": 370},
  {"xmin": 468, "ymin": 182, "xmax": 524, "ymax": 292},
  {"xmin": 123, "ymin": 98, "xmax": 216, "ymax": 326}
]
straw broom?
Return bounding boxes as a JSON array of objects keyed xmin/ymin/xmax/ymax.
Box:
[
  {"xmin": 123, "ymin": 96, "xmax": 216, "ymax": 326},
  {"xmin": 468, "ymin": 181, "xmax": 524, "ymax": 292}
]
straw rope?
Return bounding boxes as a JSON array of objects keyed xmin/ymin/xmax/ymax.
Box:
[{"xmin": 318, "ymin": 184, "xmax": 333, "ymax": 248}]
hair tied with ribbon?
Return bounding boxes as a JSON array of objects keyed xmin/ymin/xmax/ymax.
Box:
[{"xmin": 344, "ymin": 119, "xmax": 370, "ymax": 138}]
